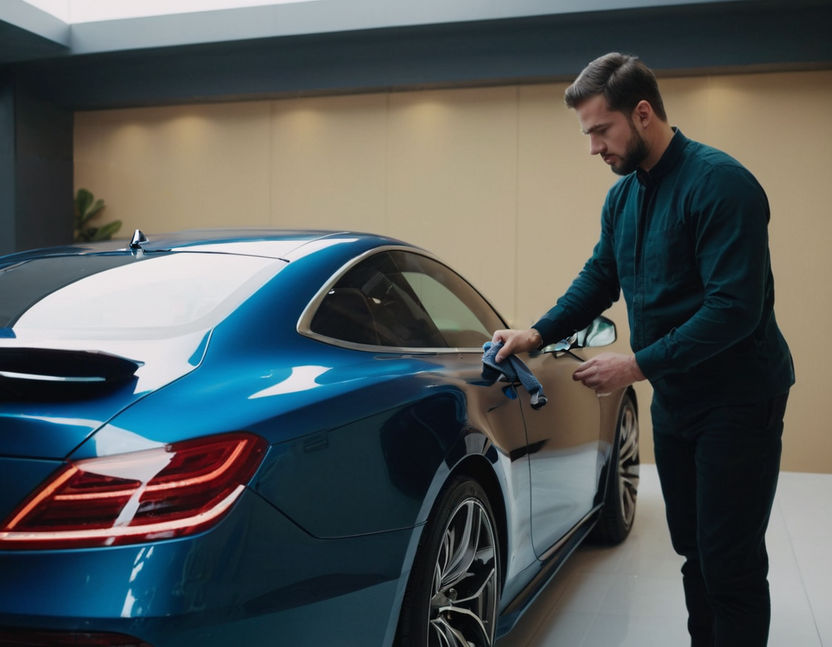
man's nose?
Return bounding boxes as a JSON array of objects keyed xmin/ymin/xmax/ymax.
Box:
[{"xmin": 589, "ymin": 135, "xmax": 604, "ymax": 156}]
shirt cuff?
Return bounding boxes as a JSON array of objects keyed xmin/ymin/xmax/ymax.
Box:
[{"xmin": 634, "ymin": 343, "xmax": 668, "ymax": 382}]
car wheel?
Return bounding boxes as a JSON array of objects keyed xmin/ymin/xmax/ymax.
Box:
[
  {"xmin": 593, "ymin": 392, "xmax": 639, "ymax": 544},
  {"xmin": 395, "ymin": 476, "xmax": 500, "ymax": 647}
]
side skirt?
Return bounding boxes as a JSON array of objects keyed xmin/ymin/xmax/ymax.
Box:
[{"xmin": 495, "ymin": 504, "xmax": 602, "ymax": 637}]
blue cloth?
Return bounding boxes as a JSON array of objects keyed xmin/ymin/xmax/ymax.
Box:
[{"xmin": 481, "ymin": 341, "xmax": 547, "ymax": 409}]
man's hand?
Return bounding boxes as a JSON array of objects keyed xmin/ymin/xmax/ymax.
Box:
[
  {"xmin": 572, "ymin": 352, "xmax": 645, "ymax": 394},
  {"xmin": 491, "ymin": 328, "xmax": 543, "ymax": 362}
]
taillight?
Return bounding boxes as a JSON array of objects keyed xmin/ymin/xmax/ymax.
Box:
[{"xmin": 0, "ymin": 432, "xmax": 267, "ymax": 549}]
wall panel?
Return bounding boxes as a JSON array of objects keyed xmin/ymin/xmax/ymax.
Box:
[
  {"xmin": 269, "ymin": 93, "xmax": 388, "ymax": 232},
  {"xmin": 74, "ymin": 101, "xmax": 272, "ymax": 235},
  {"xmin": 387, "ymin": 86, "xmax": 518, "ymax": 317}
]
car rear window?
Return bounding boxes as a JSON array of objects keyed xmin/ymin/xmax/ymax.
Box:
[{"xmin": 0, "ymin": 252, "xmax": 284, "ymax": 339}]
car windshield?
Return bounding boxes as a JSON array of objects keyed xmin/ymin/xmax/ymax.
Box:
[{"xmin": 1, "ymin": 252, "xmax": 284, "ymax": 340}]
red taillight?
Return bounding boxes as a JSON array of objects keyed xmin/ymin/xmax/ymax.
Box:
[{"xmin": 0, "ymin": 432, "xmax": 267, "ymax": 549}]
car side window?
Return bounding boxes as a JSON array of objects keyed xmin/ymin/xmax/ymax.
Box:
[{"xmin": 309, "ymin": 250, "xmax": 504, "ymax": 349}]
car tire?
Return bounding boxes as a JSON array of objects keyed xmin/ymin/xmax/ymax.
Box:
[
  {"xmin": 593, "ymin": 392, "xmax": 640, "ymax": 544},
  {"xmin": 395, "ymin": 475, "xmax": 500, "ymax": 647}
]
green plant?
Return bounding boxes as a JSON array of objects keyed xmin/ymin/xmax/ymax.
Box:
[{"xmin": 73, "ymin": 188, "xmax": 122, "ymax": 242}]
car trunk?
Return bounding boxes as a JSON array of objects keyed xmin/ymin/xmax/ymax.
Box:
[{"xmin": 0, "ymin": 331, "xmax": 210, "ymax": 460}]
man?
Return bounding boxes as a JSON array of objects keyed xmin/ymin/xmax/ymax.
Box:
[{"xmin": 493, "ymin": 53, "xmax": 794, "ymax": 646}]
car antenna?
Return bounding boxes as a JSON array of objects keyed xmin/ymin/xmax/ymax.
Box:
[{"xmin": 129, "ymin": 229, "xmax": 148, "ymax": 251}]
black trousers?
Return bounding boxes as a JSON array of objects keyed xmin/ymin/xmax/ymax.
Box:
[{"xmin": 652, "ymin": 392, "xmax": 788, "ymax": 647}]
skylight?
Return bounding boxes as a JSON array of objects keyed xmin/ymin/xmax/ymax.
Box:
[{"xmin": 23, "ymin": 0, "xmax": 313, "ymax": 24}]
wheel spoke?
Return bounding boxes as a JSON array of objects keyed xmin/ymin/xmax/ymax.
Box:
[
  {"xmin": 432, "ymin": 615, "xmax": 466, "ymax": 647},
  {"xmin": 441, "ymin": 502, "xmax": 478, "ymax": 588},
  {"xmin": 433, "ymin": 605, "xmax": 490, "ymax": 646},
  {"xmin": 430, "ymin": 619, "xmax": 456, "ymax": 647},
  {"xmin": 621, "ymin": 479, "xmax": 637, "ymax": 520},
  {"xmin": 619, "ymin": 420, "xmax": 639, "ymax": 462},
  {"xmin": 451, "ymin": 555, "xmax": 495, "ymax": 603}
]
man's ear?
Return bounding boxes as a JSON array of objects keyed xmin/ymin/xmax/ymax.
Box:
[{"xmin": 633, "ymin": 100, "xmax": 652, "ymax": 128}]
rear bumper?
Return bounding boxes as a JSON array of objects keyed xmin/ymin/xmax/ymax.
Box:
[{"xmin": 0, "ymin": 490, "xmax": 413, "ymax": 647}]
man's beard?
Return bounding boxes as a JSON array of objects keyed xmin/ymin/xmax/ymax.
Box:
[{"xmin": 611, "ymin": 120, "xmax": 649, "ymax": 176}]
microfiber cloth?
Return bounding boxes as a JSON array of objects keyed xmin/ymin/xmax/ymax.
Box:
[{"xmin": 482, "ymin": 341, "xmax": 548, "ymax": 409}]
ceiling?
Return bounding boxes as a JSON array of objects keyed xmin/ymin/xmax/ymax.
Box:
[
  {"xmin": 0, "ymin": 0, "xmax": 756, "ymax": 63},
  {"xmin": 2, "ymin": 0, "xmax": 830, "ymax": 111}
]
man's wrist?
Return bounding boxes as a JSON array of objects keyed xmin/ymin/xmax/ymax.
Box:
[
  {"xmin": 529, "ymin": 328, "xmax": 543, "ymax": 349},
  {"xmin": 629, "ymin": 355, "xmax": 646, "ymax": 382}
]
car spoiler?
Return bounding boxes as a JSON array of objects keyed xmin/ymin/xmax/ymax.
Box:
[{"xmin": 0, "ymin": 348, "xmax": 143, "ymax": 400}]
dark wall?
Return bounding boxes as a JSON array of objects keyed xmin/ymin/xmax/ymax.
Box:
[
  {"xmin": 12, "ymin": 2, "xmax": 832, "ymax": 111},
  {"xmin": 0, "ymin": 73, "xmax": 18, "ymax": 255},
  {"xmin": 14, "ymin": 80, "xmax": 73, "ymax": 252},
  {"xmin": 0, "ymin": 74, "xmax": 72, "ymax": 255}
]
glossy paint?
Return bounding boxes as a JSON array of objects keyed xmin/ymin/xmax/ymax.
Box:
[{"xmin": 0, "ymin": 230, "xmax": 633, "ymax": 646}]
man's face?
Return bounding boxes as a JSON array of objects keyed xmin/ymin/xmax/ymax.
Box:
[{"xmin": 575, "ymin": 94, "xmax": 647, "ymax": 175}]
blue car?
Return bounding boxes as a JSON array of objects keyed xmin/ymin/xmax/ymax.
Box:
[{"xmin": 0, "ymin": 229, "xmax": 638, "ymax": 647}]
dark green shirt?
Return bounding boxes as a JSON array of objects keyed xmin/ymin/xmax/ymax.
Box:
[{"xmin": 534, "ymin": 129, "xmax": 794, "ymax": 408}]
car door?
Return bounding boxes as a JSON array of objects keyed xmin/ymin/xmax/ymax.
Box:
[
  {"xmin": 305, "ymin": 248, "xmax": 540, "ymax": 573},
  {"xmin": 518, "ymin": 320, "xmax": 617, "ymax": 558},
  {"xmin": 380, "ymin": 250, "xmax": 542, "ymax": 574}
]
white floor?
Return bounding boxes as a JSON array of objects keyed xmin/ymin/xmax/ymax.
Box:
[{"xmin": 496, "ymin": 464, "xmax": 832, "ymax": 647}]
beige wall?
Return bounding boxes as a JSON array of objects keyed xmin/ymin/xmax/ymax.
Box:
[{"xmin": 74, "ymin": 69, "xmax": 832, "ymax": 473}]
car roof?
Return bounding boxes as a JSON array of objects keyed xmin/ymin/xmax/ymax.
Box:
[{"xmin": 0, "ymin": 229, "xmax": 415, "ymax": 265}]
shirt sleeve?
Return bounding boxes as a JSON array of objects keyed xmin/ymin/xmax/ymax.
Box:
[
  {"xmin": 634, "ymin": 164, "xmax": 771, "ymax": 379},
  {"xmin": 532, "ymin": 200, "xmax": 621, "ymax": 346}
]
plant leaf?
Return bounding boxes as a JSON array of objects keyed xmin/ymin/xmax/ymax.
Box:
[
  {"xmin": 91, "ymin": 220, "xmax": 122, "ymax": 241},
  {"xmin": 75, "ymin": 188, "xmax": 94, "ymax": 217},
  {"xmin": 85, "ymin": 198, "xmax": 106, "ymax": 220}
]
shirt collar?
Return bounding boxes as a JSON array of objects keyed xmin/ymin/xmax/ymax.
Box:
[{"xmin": 636, "ymin": 127, "xmax": 686, "ymax": 188}]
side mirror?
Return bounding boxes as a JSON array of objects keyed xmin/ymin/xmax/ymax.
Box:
[
  {"xmin": 541, "ymin": 316, "xmax": 617, "ymax": 353},
  {"xmin": 582, "ymin": 315, "xmax": 617, "ymax": 348}
]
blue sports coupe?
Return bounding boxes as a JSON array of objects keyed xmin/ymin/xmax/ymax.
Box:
[{"xmin": 0, "ymin": 229, "xmax": 638, "ymax": 647}]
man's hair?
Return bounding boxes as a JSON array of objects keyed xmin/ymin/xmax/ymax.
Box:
[{"xmin": 564, "ymin": 52, "xmax": 667, "ymax": 121}]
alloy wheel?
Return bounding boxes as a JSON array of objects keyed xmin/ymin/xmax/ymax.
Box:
[{"xmin": 428, "ymin": 498, "xmax": 498, "ymax": 647}]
